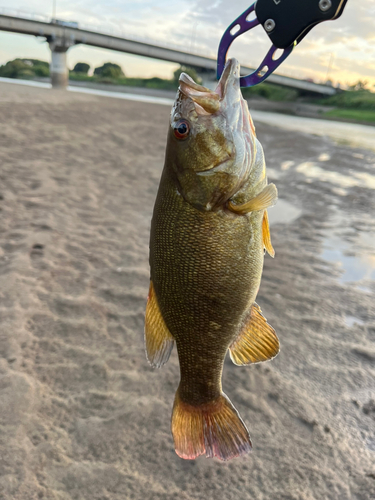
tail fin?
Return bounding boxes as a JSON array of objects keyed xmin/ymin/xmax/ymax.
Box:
[{"xmin": 171, "ymin": 391, "xmax": 252, "ymax": 461}]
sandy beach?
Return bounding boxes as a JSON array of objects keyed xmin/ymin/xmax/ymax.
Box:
[{"xmin": 0, "ymin": 81, "xmax": 374, "ymax": 500}]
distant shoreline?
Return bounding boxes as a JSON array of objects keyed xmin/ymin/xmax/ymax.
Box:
[
  {"xmin": 1, "ymin": 75, "xmax": 375, "ymax": 130},
  {"xmin": 50, "ymin": 78, "xmax": 375, "ymax": 128}
]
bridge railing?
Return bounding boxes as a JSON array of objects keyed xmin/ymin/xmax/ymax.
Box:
[
  {"xmin": 0, "ymin": 6, "xmax": 49, "ymax": 23},
  {"xmin": 0, "ymin": 6, "xmax": 216, "ymax": 59}
]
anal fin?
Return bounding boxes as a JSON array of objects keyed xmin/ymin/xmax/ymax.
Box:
[
  {"xmin": 228, "ymin": 183, "xmax": 278, "ymax": 215},
  {"xmin": 230, "ymin": 303, "xmax": 279, "ymax": 365},
  {"xmin": 145, "ymin": 281, "xmax": 174, "ymax": 368},
  {"xmin": 263, "ymin": 210, "xmax": 275, "ymax": 258}
]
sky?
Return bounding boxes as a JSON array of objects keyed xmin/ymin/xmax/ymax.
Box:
[{"xmin": 0, "ymin": 0, "xmax": 374, "ymax": 87}]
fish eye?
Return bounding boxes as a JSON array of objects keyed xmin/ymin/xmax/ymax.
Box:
[{"xmin": 173, "ymin": 119, "xmax": 190, "ymax": 140}]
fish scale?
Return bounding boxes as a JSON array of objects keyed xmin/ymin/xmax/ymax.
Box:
[{"xmin": 151, "ymin": 167, "xmax": 263, "ymax": 400}]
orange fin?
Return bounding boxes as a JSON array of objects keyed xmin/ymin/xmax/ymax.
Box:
[
  {"xmin": 171, "ymin": 391, "xmax": 252, "ymax": 461},
  {"xmin": 145, "ymin": 281, "xmax": 174, "ymax": 368},
  {"xmin": 228, "ymin": 183, "xmax": 278, "ymax": 215},
  {"xmin": 229, "ymin": 303, "xmax": 279, "ymax": 365},
  {"xmin": 263, "ymin": 210, "xmax": 275, "ymax": 258}
]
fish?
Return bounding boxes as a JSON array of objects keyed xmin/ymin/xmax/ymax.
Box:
[{"xmin": 145, "ymin": 58, "xmax": 279, "ymax": 461}]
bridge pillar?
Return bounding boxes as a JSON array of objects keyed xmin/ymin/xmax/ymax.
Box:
[{"xmin": 48, "ymin": 38, "xmax": 74, "ymax": 88}]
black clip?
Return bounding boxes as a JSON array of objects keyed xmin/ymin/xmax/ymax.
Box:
[{"xmin": 256, "ymin": 0, "xmax": 349, "ymax": 49}]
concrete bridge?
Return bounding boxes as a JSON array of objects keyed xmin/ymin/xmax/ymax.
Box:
[{"xmin": 0, "ymin": 11, "xmax": 336, "ymax": 95}]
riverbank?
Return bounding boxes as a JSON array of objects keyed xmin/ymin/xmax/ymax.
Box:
[
  {"xmin": 16, "ymin": 75, "xmax": 375, "ymax": 126},
  {"xmin": 68, "ymin": 79, "xmax": 375, "ymax": 126}
]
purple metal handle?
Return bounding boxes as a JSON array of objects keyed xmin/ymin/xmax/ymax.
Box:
[{"xmin": 217, "ymin": 3, "xmax": 295, "ymax": 87}]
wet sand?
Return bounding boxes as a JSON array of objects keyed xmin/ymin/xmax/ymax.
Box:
[{"xmin": 0, "ymin": 82, "xmax": 374, "ymax": 500}]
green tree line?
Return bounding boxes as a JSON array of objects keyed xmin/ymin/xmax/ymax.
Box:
[
  {"xmin": 0, "ymin": 58, "xmax": 374, "ymax": 120},
  {"xmin": 0, "ymin": 59, "xmax": 125, "ymax": 79},
  {"xmin": 0, "ymin": 59, "xmax": 205, "ymax": 91},
  {"xmin": 0, "ymin": 59, "xmax": 50, "ymax": 78},
  {"xmin": 0, "ymin": 59, "xmax": 196, "ymax": 90}
]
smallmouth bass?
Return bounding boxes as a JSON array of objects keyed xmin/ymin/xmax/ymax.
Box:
[{"xmin": 145, "ymin": 58, "xmax": 279, "ymax": 461}]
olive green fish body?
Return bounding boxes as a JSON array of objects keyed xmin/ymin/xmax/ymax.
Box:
[
  {"xmin": 150, "ymin": 167, "xmax": 264, "ymax": 405},
  {"xmin": 145, "ymin": 59, "xmax": 279, "ymax": 461}
]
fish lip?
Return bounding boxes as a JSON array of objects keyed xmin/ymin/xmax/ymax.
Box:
[
  {"xmin": 177, "ymin": 58, "xmax": 240, "ymax": 104},
  {"xmin": 178, "ymin": 73, "xmax": 221, "ymax": 115},
  {"xmin": 178, "ymin": 72, "xmax": 211, "ymax": 93},
  {"xmin": 215, "ymin": 58, "xmax": 240, "ymax": 99}
]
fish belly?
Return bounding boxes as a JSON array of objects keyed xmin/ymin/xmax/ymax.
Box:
[{"xmin": 150, "ymin": 169, "xmax": 264, "ymax": 404}]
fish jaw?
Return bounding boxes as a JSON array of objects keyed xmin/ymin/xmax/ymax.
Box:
[
  {"xmin": 215, "ymin": 59, "xmax": 258, "ymax": 196},
  {"xmin": 166, "ymin": 58, "xmax": 257, "ymax": 212}
]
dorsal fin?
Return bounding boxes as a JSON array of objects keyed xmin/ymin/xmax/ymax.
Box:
[
  {"xmin": 229, "ymin": 303, "xmax": 279, "ymax": 365},
  {"xmin": 145, "ymin": 281, "xmax": 174, "ymax": 368}
]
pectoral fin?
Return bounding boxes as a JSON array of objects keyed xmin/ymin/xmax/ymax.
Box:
[
  {"xmin": 228, "ymin": 183, "xmax": 278, "ymax": 215},
  {"xmin": 229, "ymin": 303, "xmax": 279, "ymax": 365},
  {"xmin": 145, "ymin": 281, "xmax": 174, "ymax": 368},
  {"xmin": 263, "ymin": 210, "xmax": 275, "ymax": 258}
]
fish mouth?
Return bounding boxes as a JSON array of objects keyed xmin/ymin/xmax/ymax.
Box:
[
  {"xmin": 178, "ymin": 58, "xmax": 240, "ymax": 115},
  {"xmin": 214, "ymin": 58, "xmax": 240, "ymax": 100}
]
